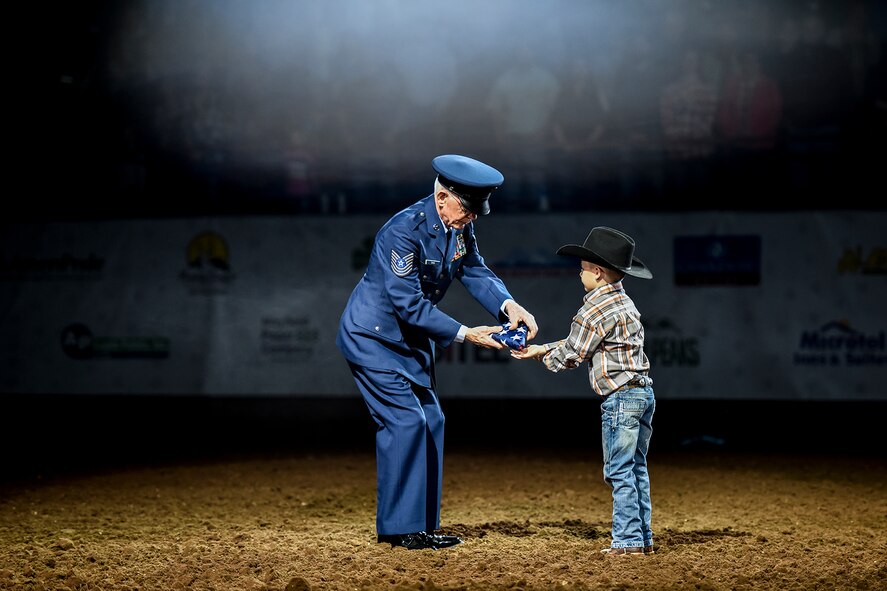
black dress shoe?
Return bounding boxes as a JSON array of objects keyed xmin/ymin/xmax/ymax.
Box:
[
  {"xmin": 427, "ymin": 532, "xmax": 463, "ymax": 549},
  {"xmin": 377, "ymin": 532, "xmax": 435, "ymax": 550},
  {"xmin": 377, "ymin": 531, "xmax": 463, "ymax": 550}
]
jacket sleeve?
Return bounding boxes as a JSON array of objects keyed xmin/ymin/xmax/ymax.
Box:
[
  {"xmin": 380, "ymin": 226, "xmax": 462, "ymax": 347},
  {"xmin": 455, "ymin": 225, "xmax": 514, "ymax": 320}
]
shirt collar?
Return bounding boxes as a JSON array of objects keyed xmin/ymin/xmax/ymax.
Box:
[{"xmin": 585, "ymin": 280, "xmax": 624, "ymax": 301}]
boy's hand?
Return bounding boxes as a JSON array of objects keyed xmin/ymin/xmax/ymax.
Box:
[{"xmin": 510, "ymin": 344, "xmax": 547, "ymax": 360}]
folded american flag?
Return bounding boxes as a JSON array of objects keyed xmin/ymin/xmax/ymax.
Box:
[{"xmin": 492, "ymin": 322, "xmax": 528, "ymax": 350}]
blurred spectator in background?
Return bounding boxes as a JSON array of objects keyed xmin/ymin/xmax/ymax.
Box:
[
  {"xmin": 716, "ymin": 51, "xmax": 783, "ymax": 152},
  {"xmin": 390, "ymin": 30, "xmax": 460, "ymax": 176},
  {"xmin": 327, "ymin": 38, "xmax": 407, "ymax": 210},
  {"xmin": 659, "ymin": 48, "xmax": 718, "ymax": 198},
  {"xmin": 714, "ymin": 49, "xmax": 783, "ymax": 194},
  {"xmin": 607, "ymin": 33, "xmax": 667, "ymax": 204},
  {"xmin": 837, "ymin": 0, "xmax": 882, "ymax": 104},
  {"xmin": 834, "ymin": 1, "xmax": 883, "ymax": 177},
  {"xmin": 549, "ymin": 55, "xmax": 611, "ymax": 209},
  {"xmin": 486, "ymin": 42, "xmax": 560, "ymax": 212},
  {"xmin": 775, "ymin": 9, "xmax": 853, "ymax": 191},
  {"xmin": 280, "ymin": 126, "xmax": 319, "ymax": 213}
]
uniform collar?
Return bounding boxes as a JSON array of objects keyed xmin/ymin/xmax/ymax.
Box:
[
  {"xmin": 422, "ymin": 195, "xmax": 450, "ymax": 258},
  {"xmin": 433, "ymin": 196, "xmax": 448, "ymax": 233},
  {"xmin": 423, "ymin": 195, "xmax": 447, "ymax": 236}
]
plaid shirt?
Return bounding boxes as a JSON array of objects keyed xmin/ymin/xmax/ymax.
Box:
[{"xmin": 541, "ymin": 280, "xmax": 650, "ymax": 397}]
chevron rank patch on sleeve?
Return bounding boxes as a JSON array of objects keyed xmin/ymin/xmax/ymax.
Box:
[{"xmin": 390, "ymin": 250, "xmax": 415, "ymax": 277}]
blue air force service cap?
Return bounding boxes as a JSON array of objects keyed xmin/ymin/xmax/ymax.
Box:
[{"xmin": 432, "ymin": 154, "xmax": 504, "ymax": 216}]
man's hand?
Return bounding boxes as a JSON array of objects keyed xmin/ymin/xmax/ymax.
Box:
[
  {"xmin": 503, "ymin": 301, "xmax": 538, "ymax": 340},
  {"xmin": 465, "ymin": 325, "xmax": 506, "ymax": 349}
]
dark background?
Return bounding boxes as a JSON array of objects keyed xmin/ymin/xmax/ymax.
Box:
[
  {"xmin": 4, "ymin": 0, "xmax": 887, "ymax": 479},
  {"xmin": 14, "ymin": 0, "xmax": 887, "ymax": 220},
  {"xmin": 4, "ymin": 394, "xmax": 885, "ymax": 482}
]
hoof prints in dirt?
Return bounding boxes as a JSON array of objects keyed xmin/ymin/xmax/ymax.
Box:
[{"xmin": 446, "ymin": 519, "xmax": 609, "ymax": 539}]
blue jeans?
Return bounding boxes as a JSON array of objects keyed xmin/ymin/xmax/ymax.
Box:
[{"xmin": 601, "ymin": 386, "xmax": 655, "ymax": 549}]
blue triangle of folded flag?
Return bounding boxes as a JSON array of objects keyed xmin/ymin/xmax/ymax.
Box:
[{"xmin": 491, "ymin": 322, "xmax": 528, "ymax": 350}]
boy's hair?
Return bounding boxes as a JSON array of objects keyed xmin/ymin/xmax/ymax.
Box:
[{"xmin": 596, "ymin": 263, "xmax": 625, "ymax": 283}]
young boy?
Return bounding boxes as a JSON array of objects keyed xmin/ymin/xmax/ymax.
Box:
[{"xmin": 511, "ymin": 226, "xmax": 656, "ymax": 557}]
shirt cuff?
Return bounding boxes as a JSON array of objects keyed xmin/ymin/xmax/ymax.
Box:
[
  {"xmin": 539, "ymin": 343, "xmax": 554, "ymax": 362},
  {"xmin": 455, "ymin": 325, "xmax": 467, "ymax": 343},
  {"xmin": 501, "ymin": 299, "xmax": 515, "ymax": 315}
]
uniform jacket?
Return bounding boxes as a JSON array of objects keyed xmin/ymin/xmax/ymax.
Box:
[{"xmin": 336, "ymin": 194, "xmax": 512, "ymax": 387}]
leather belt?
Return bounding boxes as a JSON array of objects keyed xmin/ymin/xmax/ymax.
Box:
[{"xmin": 615, "ymin": 375, "xmax": 653, "ymax": 391}]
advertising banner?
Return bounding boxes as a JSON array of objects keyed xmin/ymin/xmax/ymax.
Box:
[{"xmin": 2, "ymin": 212, "xmax": 884, "ymax": 400}]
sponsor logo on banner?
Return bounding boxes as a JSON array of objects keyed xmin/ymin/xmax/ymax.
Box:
[
  {"xmin": 674, "ymin": 235, "xmax": 761, "ymax": 286},
  {"xmin": 643, "ymin": 317, "xmax": 700, "ymax": 367},
  {"xmin": 179, "ymin": 231, "xmax": 236, "ymax": 295},
  {"xmin": 794, "ymin": 321, "xmax": 886, "ymax": 367},
  {"xmin": 837, "ymin": 246, "xmax": 887, "ymax": 275},
  {"xmin": 260, "ymin": 315, "xmax": 320, "ymax": 361},
  {"xmin": 0, "ymin": 253, "xmax": 105, "ymax": 280},
  {"xmin": 61, "ymin": 323, "xmax": 170, "ymax": 359}
]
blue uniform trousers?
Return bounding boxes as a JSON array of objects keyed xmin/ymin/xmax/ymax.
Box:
[{"xmin": 348, "ymin": 363, "xmax": 445, "ymax": 535}]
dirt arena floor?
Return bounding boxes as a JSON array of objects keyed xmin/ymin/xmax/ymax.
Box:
[{"xmin": 1, "ymin": 397, "xmax": 885, "ymax": 591}]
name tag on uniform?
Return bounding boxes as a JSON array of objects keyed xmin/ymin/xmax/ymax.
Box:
[{"xmin": 424, "ymin": 259, "xmax": 440, "ymax": 265}]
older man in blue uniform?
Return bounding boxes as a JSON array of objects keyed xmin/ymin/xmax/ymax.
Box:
[{"xmin": 337, "ymin": 154, "xmax": 538, "ymax": 550}]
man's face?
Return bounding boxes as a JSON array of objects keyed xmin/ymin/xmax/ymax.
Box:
[{"xmin": 438, "ymin": 191, "xmax": 477, "ymax": 230}]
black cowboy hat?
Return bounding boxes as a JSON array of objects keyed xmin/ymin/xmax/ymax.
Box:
[{"xmin": 556, "ymin": 226, "xmax": 653, "ymax": 279}]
